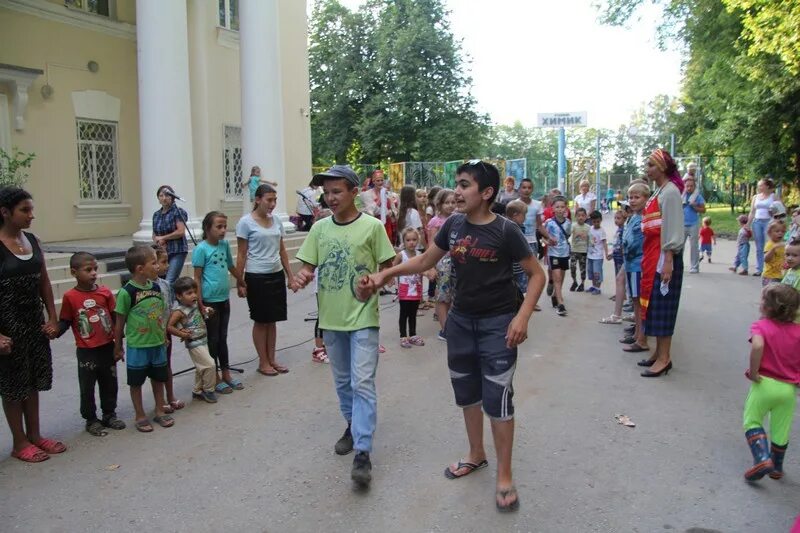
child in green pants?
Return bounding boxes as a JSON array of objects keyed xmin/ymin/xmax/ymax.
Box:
[{"xmin": 742, "ymin": 283, "xmax": 800, "ymax": 481}]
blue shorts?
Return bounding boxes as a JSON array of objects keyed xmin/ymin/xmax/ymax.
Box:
[
  {"xmin": 445, "ymin": 311, "xmax": 517, "ymax": 420},
  {"xmin": 126, "ymin": 345, "xmax": 168, "ymax": 386},
  {"xmin": 700, "ymin": 243, "xmax": 712, "ymax": 253},
  {"xmin": 626, "ymin": 271, "xmax": 641, "ymax": 298},
  {"xmin": 588, "ymin": 258, "xmax": 604, "ymax": 284}
]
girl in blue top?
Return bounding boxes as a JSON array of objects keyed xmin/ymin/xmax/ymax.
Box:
[
  {"xmin": 241, "ymin": 166, "xmax": 278, "ymax": 202},
  {"xmin": 193, "ymin": 211, "xmax": 245, "ymax": 393}
]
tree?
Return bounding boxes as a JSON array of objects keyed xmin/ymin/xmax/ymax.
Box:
[
  {"xmin": 308, "ymin": 0, "xmax": 487, "ymax": 164},
  {"xmin": 595, "ymin": 0, "xmax": 800, "ymax": 190}
]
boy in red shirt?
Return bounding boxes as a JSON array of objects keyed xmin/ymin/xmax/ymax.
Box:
[
  {"xmin": 699, "ymin": 216, "xmax": 716, "ymax": 263},
  {"xmin": 58, "ymin": 252, "xmax": 126, "ymax": 436}
]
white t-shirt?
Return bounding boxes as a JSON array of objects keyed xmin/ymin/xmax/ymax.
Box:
[
  {"xmin": 235, "ymin": 213, "xmax": 286, "ymax": 274},
  {"xmin": 404, "ymin": 208, "xmax": 423, "ymax": 230},
  {"xmin": 296, "ymin": 186, "xmax": 318, "ymax": 216},
  {"xmin": 588, "ymin": 226, "xmax": 607, "ymax": 260},
  {"xmin": 574, "ymin": 192, "xmax": 597, "ymax": 213},
  {"xmin": 523, "ymin": 199, "xmax": 542, "ymax": 244}
]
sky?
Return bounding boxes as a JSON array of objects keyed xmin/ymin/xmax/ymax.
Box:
[{"xmin": 309, "ymin": 0, "xmax": 684, "ymax": 130}]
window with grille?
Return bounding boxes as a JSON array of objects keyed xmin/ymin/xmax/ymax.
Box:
[
  {"xmin": 223, "ymin": 125, "xmax": 243, "ymax": 199},
  {"xmin": 64, "ymin": 0, "xmax": 110, "ymax": 17},
  {"xmin": 76, "ymin": 119, "xmax": 120, "ymax": 202},
  {"xmin": 218, "ymin": 0, "xmax": 239, "ymax": 31}
]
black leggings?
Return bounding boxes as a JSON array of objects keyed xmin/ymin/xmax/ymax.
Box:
[
  {"xmin": 399, "ymin": 300, "xmax": 420, "ymax": 337},
  {"xmin": 427, "ymin": 279, "xmax": 437, "ymax": 299},
  {"xmin": 205, "ymin": 300, "xmax": 231, "ymax": 370}
]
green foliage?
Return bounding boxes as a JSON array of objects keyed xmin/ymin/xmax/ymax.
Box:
[
  {"xmin": 594, "ymin": 0, "xmax": 800, "ymax": 191},
  {"xmin": 0, "ymin": 147, "xmax": 35, "ymax": 188},
  {"xmin": 308, "ymin": 0, "xmax": 488, "ymax": 164}
]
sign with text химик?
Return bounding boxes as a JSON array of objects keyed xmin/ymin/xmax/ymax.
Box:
[{"xmin": 537, "ymin": 112, "xmax": 588, "ymax": 128}]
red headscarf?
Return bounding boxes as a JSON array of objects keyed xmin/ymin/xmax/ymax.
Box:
[{"xmin": 649, "ymin": 149, "xmax": 685, "ymax": 193}]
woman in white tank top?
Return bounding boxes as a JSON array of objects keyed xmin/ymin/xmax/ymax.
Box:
[{"xmin": 747, "ymin": 177, "xmax": 777, "ymax": 275}]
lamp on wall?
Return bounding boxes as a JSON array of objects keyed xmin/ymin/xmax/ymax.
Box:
[{"xmin": 41, "ymin": 84, "xmax": 54, "ymax": 99}]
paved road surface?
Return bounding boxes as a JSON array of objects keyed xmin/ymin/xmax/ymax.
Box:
[{"xmin": 1, "ymin": 234, "xmax": 797, "ymax": 532}]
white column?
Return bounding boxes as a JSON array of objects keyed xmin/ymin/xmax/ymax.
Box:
[
  {"xmin": 239, "ymin": 0, "xmax": 295, "ymax": 232},
  {"xmin": 133, "ymin": 0, "xmax": 199, "ymax": 243}
]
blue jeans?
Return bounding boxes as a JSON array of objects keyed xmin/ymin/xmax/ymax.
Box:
[
  {"xmin": 587, "ymin": 258, "xmax": 604, "ymax": 286},
  {"xmin": 166, "ymin": 252, "xmax": 187, "ymax": 287},
  {"xmin": 734, "ymin": 242, "xmax": 750, "ymax": 271},
  {"xmin": 322, "ymin": 328, "xmax": 380, "ymax": 453},
  {"xmin": 752, "ymin": 218, "xmax": 768, "ymax": 274},
  {"xmin": 513, "ymin": 271, "xmax": 528, "ymax": 294}
]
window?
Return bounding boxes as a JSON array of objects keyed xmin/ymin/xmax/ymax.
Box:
[
  {"xmin": 218, "ymin": 0, "xmax": 239, "ymax": 31},
  {"xmin": 64, "ymin": 0, "xmax": 110, "ymax": 17},
  {"xmin": 223, "ymin": 125, "xmax": 243, "ymax": 199},
  {"xmin": 76, "ymin": 119, "xmax": 119, "ymax": 202}
]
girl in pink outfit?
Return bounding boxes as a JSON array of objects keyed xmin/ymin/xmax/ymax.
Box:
[{"xmin": 394, "ymin": 228, "xmax": 425, "ymax": 348}]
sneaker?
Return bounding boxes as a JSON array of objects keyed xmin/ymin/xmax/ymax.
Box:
[
  {"xmin": 437, "ymin": 330, "xmax": 446, "ymax": 341},
  {"xmin": 351, "ymin": 451, "xmax": 372, "ymax": 486},
  {"xmin": 202, "ymin": 391, "xmax": 218, "ymax": 403},
  {"xmin": 335, "ymin": 425, "xmax": 354, "ymax": 455},
  {"xmin": 101, "ymin": 415, "xmax": 126, "ymax": 430},
  {"xmin": 557, "ymin": 304, "xmax": 567, "ymax": 316},
  {"xmin": 622, "ymin": 313, "xmax": 636, "ymax": 322},
  {"xmin": 576, "ymin": 283, "xmax": 585, "ymax": 292},
  {"xmin": 729, "ymin": 267, "xmax": 736, "ymax": 273},
  {"xmin": 739, "ymin": 270, "xmax": 749, "ymax": 276},
  {"xmin": 551, "ymin": 295, "xmax": 558, "ymax": 308},
  {"xmin": 546, "ymin": 282, "xmax": 554, "ymax": 296},
  {"xmin": 569, "ymin": 281, "xmax": 578, "ymax": 292},
  {"xmin": 622, "ymin": 303, "xmax": 633, "ymax": 313},
  {"xmin": 400, "ymin": 338, "xmax": 412, "ymax": 349},
  {"xmin": 409, "ymin": 335, "xmax": 425, "ymax": 346},
  {"xmin": 698, "ymin": 256, "xmax": 704, "ymax": 263}
]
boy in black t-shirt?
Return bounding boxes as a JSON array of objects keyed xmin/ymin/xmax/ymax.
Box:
[{"xmin": 357, "ymin": 161, "xmax": 546, "ymax": 513}]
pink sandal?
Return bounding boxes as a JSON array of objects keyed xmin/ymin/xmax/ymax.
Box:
[
  {"xmin": 32, "ymin": 438, "xmax": 66, "ymax": 454},
  {"xmin": 11, "ymin": 444, "xmax": 49, "ymax": 463},
  {"xmin": 312, "ymin": 347, "xmax": 329, "ymax": 364}
]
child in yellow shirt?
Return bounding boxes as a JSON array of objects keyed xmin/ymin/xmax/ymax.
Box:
[{"xmin": 763, "ymin": 220, "xmax": 786, "ymax": 286}]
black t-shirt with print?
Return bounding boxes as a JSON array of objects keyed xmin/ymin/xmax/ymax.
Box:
[{"xmin": 434, "ymin": 213, "xmax": 532, "ymax": 317}]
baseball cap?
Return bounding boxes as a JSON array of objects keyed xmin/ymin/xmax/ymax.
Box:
[{"xmin": 311, "ymin": 165, "xmax": 360, "ymax": 187}]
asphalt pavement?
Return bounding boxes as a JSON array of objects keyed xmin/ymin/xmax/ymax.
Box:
[{"xmin": 0, "ymin": 230, "xmax": 797, "ymax": 532}]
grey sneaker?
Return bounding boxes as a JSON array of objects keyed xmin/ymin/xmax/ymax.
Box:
[
  {"xmin": 335, "ymin": 425, "xmax": 353, "ymax": 455},
  {"xmin": 351, "ymin": 451, "xmax": 372, "ymax": 485},
  {"xmin": 202, "ymin": 391, "xmax": 218, "ymax": 403}
]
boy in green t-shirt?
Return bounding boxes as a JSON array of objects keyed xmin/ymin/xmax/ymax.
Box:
[
  {"xmin": 294, "ymin": 165, "xmax": 396, "ymax": 487},
  {"xmin": 114, "ymin": 245, "xmax": 172, "ymax": 433}
]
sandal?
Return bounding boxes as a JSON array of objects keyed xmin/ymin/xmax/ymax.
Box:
[
  {"xmin": 444, "ymin": 458, "xmax": 489, "ymax": 479},
  {"xmin": 33, "ymin": 438, "xmax": 66, "ymax": 454},
  {"xmin": 256, "ymin": 368, "xmax": 279, "ymax": 377},
  {"xmin": 135, "ymin": 419, "xmax": 154, "ymax": 433},
  {"xmin": 86, "ymin": 420, "xmax": 108, "ymax": 437},
  {"xmin": 102, "ymin": 415, "xmax": 126, "ymax": 430},
  {"xmin": 169, "ymin": 400, "xmax": 185, "ymax": 410},
  {"xmin": 162, "ymin": 404, "xmax": 175, "ymax": 414},
  {"xmin": 152, "ymin": 415, "xmax": 174, "ymax": 428},
  {"xmin": 312, "ymin": 347, "xmax": 330, "ymax": 364},
  {"xmin": 11, "ymin": 444, "xmax": 49, "ymax": 463},
  {"xmin": 273, "ymin": 364, "xmax": 289, "ymax": 374},
  {"xmin": 216, "ymin": 380, "xmax": 235, "ymax": 392},
  {"xmin": 226, "ymin": 378, "xmax": 244, "ymax": 390},
  {"xmin": 496, "ymin": 486, "xmax": 520, "ymax": 513},
  {"xmin": 599, "ymin": 315, "xmax": 622, "ymax": 324},
  {"xmin": 623, "ymin": 344, "xmax": 650, "ymax": 353}
]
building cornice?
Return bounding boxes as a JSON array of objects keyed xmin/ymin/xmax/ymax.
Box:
[{"xmin": 0, "ymin": 0, "xmax": 136, "ymax": 41}]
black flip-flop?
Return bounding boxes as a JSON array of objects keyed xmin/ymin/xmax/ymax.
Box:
[
  {"xmin": 496, "ymin": 486, "xmax": 520, "ymax": 512},
  {"xmin": 623, "ymin": 344, "xmax": 649, "ymax": 353},
  {"xmin": 444, "ymin": 459, "xmax": 489, "ymax": 479}
]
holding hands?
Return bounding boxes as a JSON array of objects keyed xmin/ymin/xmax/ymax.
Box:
[
  {"xmin": 41, "ymin": 319, "xmax": 58, "ymax": 340},
  {"xmin": 355, "ymin": 272, "xmax": 385, "ymax": 302},
  {"xmin": 293, "ymin": 268, "xmax": 315, "ymax": 290}
]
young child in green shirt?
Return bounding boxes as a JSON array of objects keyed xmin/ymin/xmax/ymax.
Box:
[{"xmin": 113, "ymin": 245, "xmax": 172, "ymax": 433}]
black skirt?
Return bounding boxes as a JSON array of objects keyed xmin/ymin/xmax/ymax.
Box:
[{"xmin": 245, "ymin": 271, "xmax": 287, "ymax": 323}]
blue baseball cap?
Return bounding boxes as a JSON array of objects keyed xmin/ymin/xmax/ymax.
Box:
[{"xmin": 311, "ymin": 165, "xmax": 360, "ymax": 187}]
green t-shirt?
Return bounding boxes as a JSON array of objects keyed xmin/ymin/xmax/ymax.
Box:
[
  {"xmin": 781, "ymin": 268, "xmax": 800, "ymax": 323},
  {"xmin": 571, "ymin": 222, "xmax": 590, "ymax": 254},
  {"xmin": 296, "ymin": 213, "xmax": 396, "ymax": 331},
  {"xmin": 115, "ymin": 279, "xmax": 167, "ymax": 348}
]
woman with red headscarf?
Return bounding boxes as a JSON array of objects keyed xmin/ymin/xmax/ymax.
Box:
[{"xmin": 637, "ymin": 149, "xmax": 685, "ymax": 377}]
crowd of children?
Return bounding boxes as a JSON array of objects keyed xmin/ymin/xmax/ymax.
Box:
[{"xmin": 3, "ymin": 166, "xmax": 799, "ymax": 512}]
